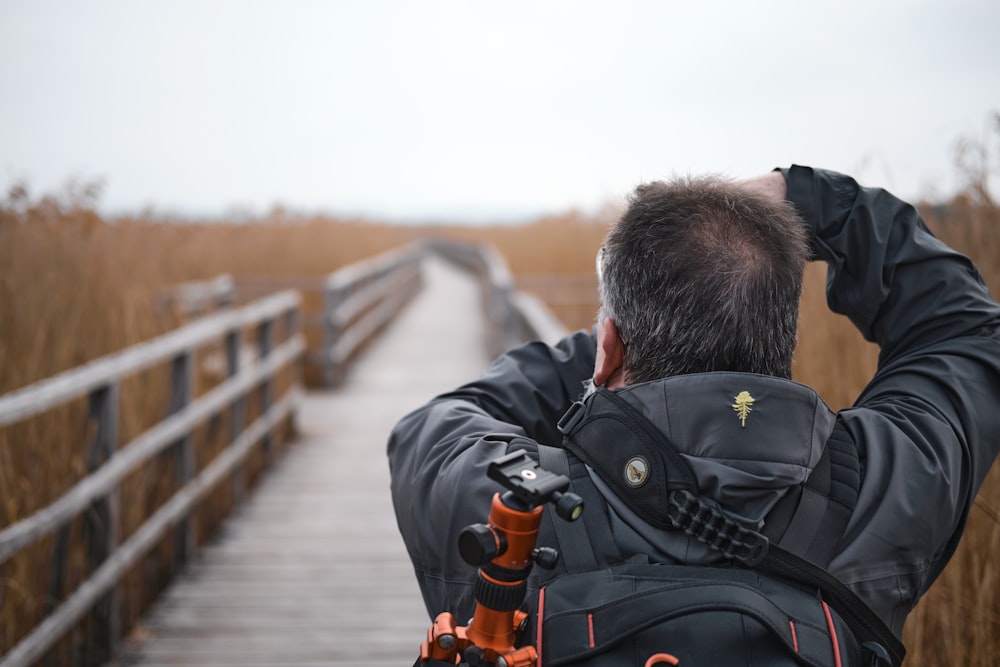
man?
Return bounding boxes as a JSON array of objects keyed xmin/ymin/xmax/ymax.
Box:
[{"xmin": 387, "ymin": 166, "xmax": 1000, "ymax": 644}]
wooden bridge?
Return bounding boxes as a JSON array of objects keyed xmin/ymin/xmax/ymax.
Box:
[{"xmin": 0, "ymin": 243, "xmax": 573, "ymax": 667}]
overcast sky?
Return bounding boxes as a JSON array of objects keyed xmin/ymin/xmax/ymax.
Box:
[{"xmin": 1, "ymin": 0, "xmax": 998, "ymax": 222}]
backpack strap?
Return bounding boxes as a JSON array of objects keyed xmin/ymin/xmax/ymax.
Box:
[
  {"xmin": 537, "ymin": 444, "xmax": 599, "ymax": 573},
  {"xmin": 556, "ymin": 388, "xmax": 699, "ymax": 531},
  {"xmin": 756, "ymin": 545, "xmax": 903, "ymax": 667},
  {"xmin": 537, "ymin": 443, "xmax": 621, "ymax": 573},
  {"xmin": 542, "ymin": 577, "xmax": 849, "ymax": 667},
  {"xmin": 536, "ymin": 441, "xmax": 570, "ymax": 478},
  {"xmin": 762, "ymin": 421, "xmax": 861, "ymax": 567}
]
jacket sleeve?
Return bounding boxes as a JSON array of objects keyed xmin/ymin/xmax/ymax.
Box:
[
  {"xmin": 784, "ymin": 165, "xmax": 1000, "ymax": 615},
  {"xmin": 386, "ymin": 329, "xmax": 597, "ymax": 619}
]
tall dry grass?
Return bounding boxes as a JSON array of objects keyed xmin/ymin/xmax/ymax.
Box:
[
  {"xmin": 0, "ymin": 195, "xmax": 420, "ymax": 663},
  {"xmin": 2, "ymin": 150, "xmax": 999, "ymax": 664}
]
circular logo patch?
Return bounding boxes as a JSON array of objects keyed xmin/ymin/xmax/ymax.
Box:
[{"xmin": 624, "ymin": 456, "xmax": 650, "ymax": 488}]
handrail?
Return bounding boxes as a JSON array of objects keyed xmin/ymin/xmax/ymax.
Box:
[
  {"xmin": 160, "ymin": 274, "xmax": 237, "ymax": 316},
  {"xmin": 0, "ymin": 291, "xmax": 298, "ymax": 427},
  {"xmin": 0, "ymin": 337, "xmax": 303, "ymax": 564},
  {"xmin": 227, "ymin": 240, "xmax": 565, "ymax": 385},
  {"xmin": 226, "ymin": 244, "xmax": 425, "ymax": 387},
  {"xmin": 322, "ymin": 243, "xmax": 424, "ymax": 385},
  {"xmin": 510, "ymin": 291, "xmax": 570, "ymax": 344},
  {"xmin": 424, "ymin": 239, "xmax": 569, "ymax": 355},
  {"xmin": 0, "ymin": 292, "xmax": 302, "ymax": 667}
]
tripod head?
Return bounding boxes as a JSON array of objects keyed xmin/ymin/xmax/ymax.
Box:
[
  {"xmin": 486, "ymin": 450, "xmax": 585, "ymax": 519},
  {"xmin": 417, "ymin": 450, "xmax": 584, "ymax": 667}
]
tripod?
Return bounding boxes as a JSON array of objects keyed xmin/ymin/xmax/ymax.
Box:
[{"xmin": 416, "ymin": 450, "xmax": 584, "ymax": 667}]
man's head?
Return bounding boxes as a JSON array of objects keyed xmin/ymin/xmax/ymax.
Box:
[{"xmin": 594, "ymin": 174, "xmax": 808, "ymax": 387}]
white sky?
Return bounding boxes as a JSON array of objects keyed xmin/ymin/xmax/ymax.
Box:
[{"xmin": 1, "ymin": 0, "xmax": 998, "ymax": 222}]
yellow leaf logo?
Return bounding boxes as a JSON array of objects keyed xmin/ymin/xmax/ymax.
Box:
[{"xmin": 731, "ymin": 391, "xmax": 756, "ymax": 428}]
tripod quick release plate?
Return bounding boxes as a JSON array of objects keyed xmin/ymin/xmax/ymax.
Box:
[{"xmin": 487, "ymin": 450, "xmax": 584, "ymax": 520}]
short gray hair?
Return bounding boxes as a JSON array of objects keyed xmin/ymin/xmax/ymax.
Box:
[{"xmin": 599, "ymin": 175, "xmax": 808, "ymax": 383}]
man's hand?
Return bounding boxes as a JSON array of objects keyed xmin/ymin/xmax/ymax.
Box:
[{"xmin": 735, "ymin": 170, "xmax": 787, "ymax": 203}]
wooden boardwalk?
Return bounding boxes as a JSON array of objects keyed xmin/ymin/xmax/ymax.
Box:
[{"xmin": 117, "ymin": 257, "xmax": 493, "ymax": 667}]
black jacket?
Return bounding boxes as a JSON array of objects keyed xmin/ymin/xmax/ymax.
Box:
[{"xmin": 387, "ymin": 166, "xmax": 1000, "ymax": 637}]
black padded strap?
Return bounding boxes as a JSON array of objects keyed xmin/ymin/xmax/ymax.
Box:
[
  {"xmin": 803, "ymin": 424, "xmax": 860, "ymax": 563},
  {"xmin": 758, "ymin": 545, "xmax": 904, "ymax": 667},
  {"xmin": 537, "ymin": 444, "xmax": 601, "ymax": 573},
  {"xmin": 765, "ymin": 421, "xmax": 861, "ymax": 568},
  {"xmin": 537, "ymin": 442, "xmax": 570, "ymax": 476},
  {"xmin": 558, "ymin": 389, "xmax": 699, "ymax": 532}
]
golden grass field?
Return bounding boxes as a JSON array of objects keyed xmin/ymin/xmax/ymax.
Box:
[{"xmin": 2, "ymin": 164, "xmax": 999, "ymax": 664}]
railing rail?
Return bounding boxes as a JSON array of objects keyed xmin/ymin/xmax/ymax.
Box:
[
  {"xmin": 228, "ymin": 244, "xmax": 425, "ymax": 387},
  {"xmin": 159, "ymin": 274, "xmax": 237, "ymax": 317},
  {"xmin": 322, "ymin": 243, "xmax": 424, "ymax": 386},
  {"xmin": 425, "ymin": 239, "xmax": 568, "ymax": 355},
  {"xmin": 0, "ymin": 292, "xmax": 303, "ymax": 667},
  {"xmin": 0, "ymin": 291, "xmax": 299, "ymax": 428}
]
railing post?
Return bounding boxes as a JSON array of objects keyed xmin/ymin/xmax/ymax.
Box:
[
  {"xmin": 284, "ymin": 305, "xmax": 301, "ymax": 386},
  {"xmin": 168, "ymin": 351, "xmax": 195, "ymax": 570},
  {"xmin": 84, "ymin": 381, "xmax": 121, "ymax": 665},
  {"xmin": 45, "ymin": 523, "xmax": 71, "ymax": 619},
  {"xmin": 323, "ymin": 280, "xmax": 345, "ymax": 388},
  {"xmin": 258, "ymin": 318, "xmax": 274, "ymax": 460},
  {"xmin": 493, "ymin": 281, "xmax": 516, "ymax": 356},
  {"xmin": 284, "ymin": 304, "xmax": 299, "ymax": 343},
  {"xmin": 226, "ymin": 329, "xmax": 246, "ymax": 504}
]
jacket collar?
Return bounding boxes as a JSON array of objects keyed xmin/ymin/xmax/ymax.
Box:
[{"xmin": 567, "ymin": 372, "xmax": 836, "ymax": 525}]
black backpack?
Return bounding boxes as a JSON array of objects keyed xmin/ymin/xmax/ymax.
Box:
[{"xmin": 517, "ymin": 387, "xmax": 904, "ymax": 667}]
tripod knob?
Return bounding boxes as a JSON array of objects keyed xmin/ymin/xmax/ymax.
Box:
[
  {"xmin": 458, "ymin": 523, "xmax": 507, "ymax": 566},
  {"xmin": 462, "ymin": 645, "xmax": 485, "ymax": 666},
  {"xmin": 532, "ymin": 546, "xmax": 559, "ymax": 570},
  {"xmin": 552, "ymin": 491, "xmax": 585, "ymax": 521}
]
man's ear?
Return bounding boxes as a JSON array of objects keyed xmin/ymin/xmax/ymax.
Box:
[{"xmin": 594, "ymin": 316, "xmax": 626, "ymax": 389}]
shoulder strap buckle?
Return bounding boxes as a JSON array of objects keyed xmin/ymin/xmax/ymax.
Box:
[{"xmin": 557, "ymin": 400, "xmax": 586, "ymax": 435}]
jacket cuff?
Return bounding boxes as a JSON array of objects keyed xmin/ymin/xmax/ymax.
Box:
[{"xmin": 781, "ymin": 164, "xmax": 821, "ymax": 261}]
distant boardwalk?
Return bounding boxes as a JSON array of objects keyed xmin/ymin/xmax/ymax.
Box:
[{"xmin": 118, "ymin": 257, "xmax": 492, "ymax": 667}]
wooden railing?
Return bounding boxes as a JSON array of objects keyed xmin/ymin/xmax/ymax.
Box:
[
  {"xmin": 160, "ymin": 274, "xmax": 237, "ymax": 317},
  {"xmin": 233, "ymin": 240, "xmax": 566, "ymax": 382},
  {"xmin": 0, "ymin": 239, "xmax": 568, "ymax": 667},
  {"xmin": 514, "ymin": 273, "xmax": 599, "ymax": 334},
  {"xmin": 0, "ymin": 292, "xmax": 303, "ymax": 667},
  {"xmin": 230, "ymin": 243, "xmax": 424, "ymax": 387},
  {"xmin": 321, "ymin": 243, "xmax": 424, "ymax": 386},
  {"xmin": 426, "ymin": 239, "xmax": 568, "ymax": 355}
]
